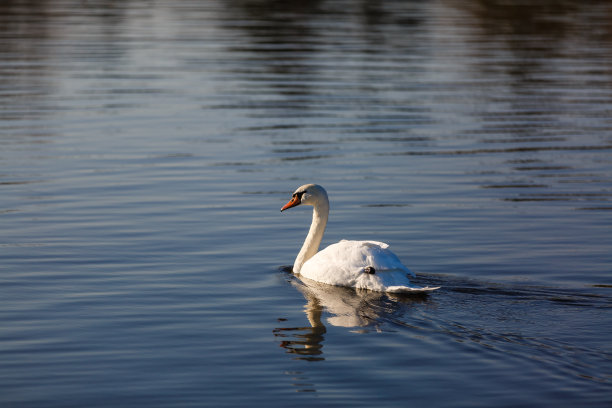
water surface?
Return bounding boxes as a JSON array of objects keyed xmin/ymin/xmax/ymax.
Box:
[{"xmin": 1, "ymin": 0, "xmax": 611, "ymax": 406}]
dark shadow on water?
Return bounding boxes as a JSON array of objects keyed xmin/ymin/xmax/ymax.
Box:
[{"xmin": 446, "ymin": 277, "xmax": 611, "ymax": 309}]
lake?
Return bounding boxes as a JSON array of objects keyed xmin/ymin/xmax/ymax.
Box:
[{"xmin": 1, "ymin": 0, "xmax": 611, "ymax": 406}]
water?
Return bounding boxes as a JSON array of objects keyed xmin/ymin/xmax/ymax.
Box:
[{"xmin": 1, "ymin": 0, "xmax": 611, "ymax": 406}]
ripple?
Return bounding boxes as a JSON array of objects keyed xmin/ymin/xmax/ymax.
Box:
[{"xmin": 381, "ymin": 144, "xmax": 612, "ymax": 156}]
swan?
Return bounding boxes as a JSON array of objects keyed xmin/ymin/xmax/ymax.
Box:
[{"xmin": 281, "ymin": 184, "xmax": 439, "ymax": 293}]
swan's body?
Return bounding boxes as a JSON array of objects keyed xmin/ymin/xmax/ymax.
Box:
[{"xmin": 281, "ymin": 184, "xmax": 439, "ymax": 293}]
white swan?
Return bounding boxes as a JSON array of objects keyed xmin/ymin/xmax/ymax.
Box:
[{"xmin": 281, "ymin": 184, "xmax": 439, "ymax": 293}]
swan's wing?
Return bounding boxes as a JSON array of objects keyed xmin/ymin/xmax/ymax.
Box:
[
  {"xmin": 300, "ymin": 240, "xmax": 416, "ymax": 288},
  {"xmin": 299, "ymin": 242, "xmax": 360, "ymax": 287},
  {"xmin": 311, "ymin": 240, "xmax": 414, "ymax": 275},
  {"xmin": 356, "ymin": 240, "xmax": 415, "ymax": 277},
  {"xmin": 339, "ymin": 239, "xmax": 388, "ymax": 249}
]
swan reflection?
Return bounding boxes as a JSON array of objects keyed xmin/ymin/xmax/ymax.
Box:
[
  {"xmin": 274, "ymin": 276, "xmax": 430, "ymax": 362},
  {"xmin": 273, "ymin": 291, "xmax": 326, "ymax": 362}
]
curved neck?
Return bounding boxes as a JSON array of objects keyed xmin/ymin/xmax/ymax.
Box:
[{"xmin": 294, "ymin": 199, "xmax": 329, "ymax": 273}]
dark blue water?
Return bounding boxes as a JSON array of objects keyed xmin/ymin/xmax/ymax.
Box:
[{"xmin": 1, "ymin": 0, "xmax": 611, "ymax": 406}]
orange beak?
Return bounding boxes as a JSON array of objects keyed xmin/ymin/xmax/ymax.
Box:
[{"xmin": 281, "ymin": 195, "xmax": 301, "ymax": 212}]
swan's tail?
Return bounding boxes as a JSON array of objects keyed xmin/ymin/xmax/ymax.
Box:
[{"xmin": 386, "ymin": 285, "xmax": 441, "ymax": 293}]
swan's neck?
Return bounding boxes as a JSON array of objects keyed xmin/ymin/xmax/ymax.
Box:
[{"xmin": 294, "ymin": 199, "xmax": 329, "ymax": 274}]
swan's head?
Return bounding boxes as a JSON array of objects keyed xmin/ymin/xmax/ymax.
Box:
[{"xmin": 281, "ymin": 183, "xmax": 328, "ymax": 212}]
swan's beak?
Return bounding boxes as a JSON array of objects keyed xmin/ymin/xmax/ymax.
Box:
[{"xmin": 281, "ymin": 195, "xmax": 301, "ymax": 212}]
